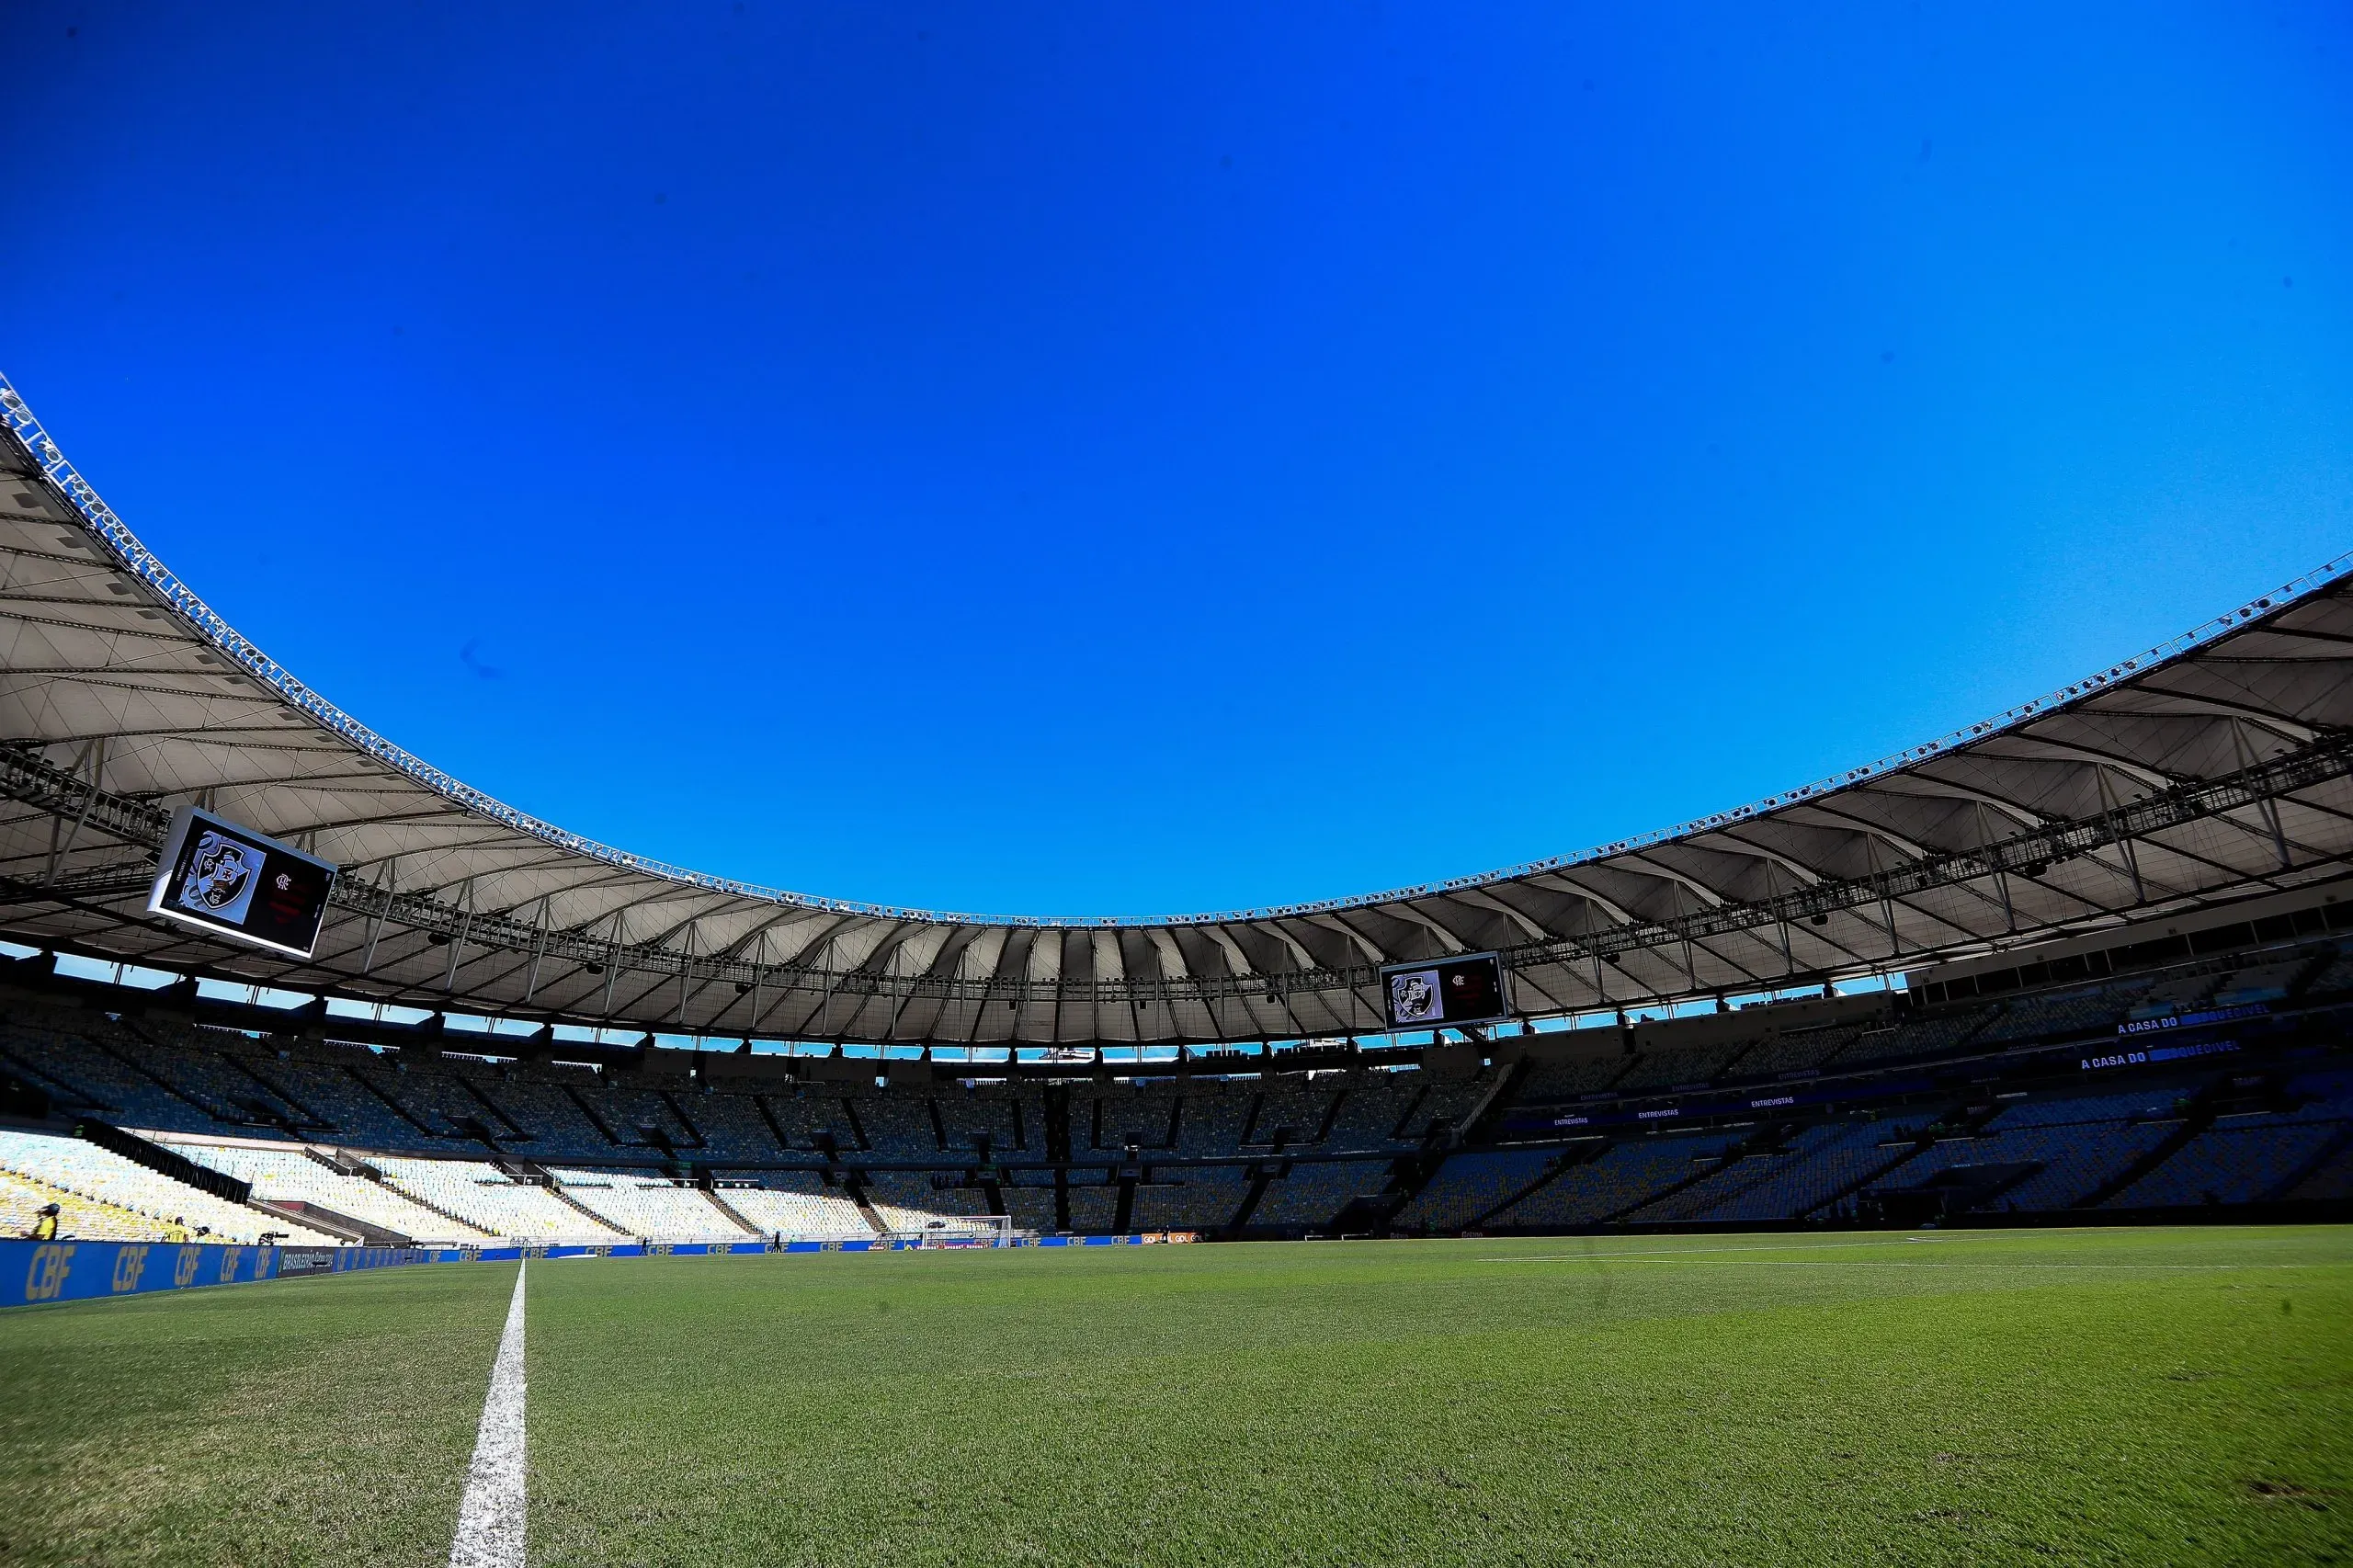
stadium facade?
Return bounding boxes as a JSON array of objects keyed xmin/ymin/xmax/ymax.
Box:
[{"xmin": 0, "ymin": 371, "xmax": 2348, "ymax": 1247}]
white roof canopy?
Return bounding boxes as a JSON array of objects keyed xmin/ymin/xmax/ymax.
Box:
[{"xmin": 4, "ymin": 372, "xmax": 2350, "ymax": 1044}]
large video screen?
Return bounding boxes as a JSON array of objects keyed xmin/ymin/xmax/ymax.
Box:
[
  {"xmin": 1378, "ymin": 951, "xmax": 1510, "ymax": 1031},
  {"xmin": 144, "ymin": 806, "xmax": 338, "ymax": 959}
]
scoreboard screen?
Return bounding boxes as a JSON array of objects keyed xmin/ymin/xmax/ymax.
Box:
[
  {"xmin": 1379, "ymin": 951, "xmax": 1511, "ymax": 1031},
  {"xmin": 144, "ymin": 806, "xmax": 338, "ymax": 960}
]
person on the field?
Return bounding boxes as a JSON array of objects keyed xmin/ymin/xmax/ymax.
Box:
[{"xmin": 25, "ymin": 1202, "xmax": 60, "ymax": 1241}]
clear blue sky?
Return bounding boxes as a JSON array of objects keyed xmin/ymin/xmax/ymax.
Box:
[{"xmin": 3, "ymin": 3, "xmax": 2347, "ymax": 918}]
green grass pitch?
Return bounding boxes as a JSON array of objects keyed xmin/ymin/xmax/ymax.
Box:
[{"xmin": 3, "ymin": 1227, "xmax": 2348, "ymax": 1565}]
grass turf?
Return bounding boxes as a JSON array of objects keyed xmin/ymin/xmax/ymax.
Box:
[
  {"xmin": 0, "ymin": 1259, "xmax": 515, "ymax": 1565},
  {"xmin": 5, "ymin": 1227, "xmax": 2349, "ymax": 1565}
]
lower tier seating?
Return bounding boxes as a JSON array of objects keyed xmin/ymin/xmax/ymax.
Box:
[{"xmin": 0, "ymin": 1129, "xmax": 337, "ymax": 1244}]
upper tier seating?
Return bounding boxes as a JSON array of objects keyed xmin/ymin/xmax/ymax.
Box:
[
  {"xmin": 1830, "ymin": 1008, "xmax": 1990, "ymax": 1068},
  {"xmin": 669, "ymin": 1086, "xmax": 785, "ymax": 1163},
  {"xmin": 242, "ymin": 1048, "xmax": 421, "ymax": 1147},
  {"xmin": 1985, "ymin": 1089, "xmax": 2188, "ymax": 1130},
  {"xmin": 1516, "ymin": 1051, "xmax": 1627, "ymax": 1102},
  {"xmin": 1402, "ymin": 1075, "xmax": 1489, "ymax": 1139},
  {"xmin": 1081, "ymin": 1081, "xmax": 1182, "ymax": 1152},
  {"xmin": 1724, "ymin": 1025, "xmax": 1860, "ymax": 1080},
  {"xmin": 467, "ymin": 1073, "xmax": 616, "ymax": 1153},
  {"xmin": 936, "ymin": 1088, "xmax": 1023, "ymax": 1154},
  {"xmin": 851, "ymin": 1092, "xmax": 938, "ymax": 1158},
  {"xmin": 763, "ymin": 1092, "xmax": 860, "ymax": 1153},
  {"xmin": 0, "ymin": 1012, "xmax": 197, "ymax": 1126},
  {"xmin": 2127, "ymin": 973, "xmax": 2224, "ymax": 1020},
  {"xmin": 1247, "ymin": 1076, "xmax": 1339, "ymax": 1146},
  {"xmin": 2304, "ymin": 947, "xmax": 2353, "ymax": 999},
  {"xmin": 569, "ymin": 1084, "xmax": 703, "ymax": 1153},
  {"xmin": 1973, "ymin": 987, "xmax": 2136, "ymax": 1044},
  {"xmin": 2285, "ymin": 1140, "xmax": 2353, "ymax": 1201},
  {"xmin": 2211, "ymin": 961, "xmax": 2309, "ymax": 1007},
  {"xmin": 1612, "ymin": 1040, "xmax": 1750, "ymax": 1095},
  {"xmin": 1320, "ymin": 1074, "xmax": 1422, "ymax": 1150},
  {"xmin": 1172, "ymin": 1084, "xmax": 1256, "ymax": 1157}
]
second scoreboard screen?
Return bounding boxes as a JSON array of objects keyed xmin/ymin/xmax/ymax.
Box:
[{"xmin": 1379, "ymin": 952, "xmax": 1510, "ymax": 1030}]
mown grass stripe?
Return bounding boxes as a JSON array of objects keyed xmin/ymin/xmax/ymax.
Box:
[{"xmin": 449, "ymin": 1260, "xmax": 527, "ymax": 1568}]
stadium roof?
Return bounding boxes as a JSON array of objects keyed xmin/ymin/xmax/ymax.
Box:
[{"xmin": 3, "ymin": 371, "xmax": 2350, "ymax": 1046}]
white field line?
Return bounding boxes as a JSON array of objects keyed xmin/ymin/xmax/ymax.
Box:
[
  {"xmin": 450, "ymin": 1261, "xmax": 528, "ymax": 1568},
  {"xmin": 1477, "ymin": 1252, "xmax": 2268, "ymax": 1261},
  {"xmin": 1481, "ymin": 1238, "xmax": 1961, "ymax": 1264},
  {"xmin": 1479, "ymin": 1241, "xmax": 2319, "ymax": 1270}
]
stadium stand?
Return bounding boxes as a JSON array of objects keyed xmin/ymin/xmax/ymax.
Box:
[
  {"xmin": 1131, "ymin": 1164, "xmax": 1251, "ymax": 1232},
  {"xmin": 852, "ymin": 1093, "xmax": 938, "ymax": 1158},
  {"xmin": 860, "ymin": 1170, "xmax": 995, "ymax": 1233},
  {"xmin": 1002, "ymin": 1185, "xmax": 1059, "ymax": 1235},
  {"xmin": 1515, "ymin": 1051, "xmax": 1628, "ymax": 1102},
  {"xmin": 937, "ymin": 1087, "xmax": 1022, "ymax": 1156},
  {"xmin": 0, "ymin": 1165, "xmax": 167, "ymax": 1242},
  {"xmin": 1694, "ymin": 1118, "xmax": 1938, "ymax": 1223},
  {"xmin": 1249, "ymin": 1076, "xmax": 1338, "ymax": 1147},
  {"xmin": 2105, "ymin": 1119, "xmax": 2341, "ymax": 1208},
  {"xmin": 2285, "ymin": 1141, "xmax": 2353, "ymax": 1202},
  {"xmin": 718, "ymin": 1171, "xmax": 874, "ymax": 1239},
  {"xmin": 0, "ymin": 888, "xmax": 2348, "ymax": 1245},
  {"xmin": 1172, "ymin": 1082, "xmax": 1256, "ymax": 1157},
  {"xmin": 1252, "ymin": 1158, "xmax": 1392, "ymax": 1229},
  {"xmin": 1973, "ymin": 987, "xmax": 2138, "ymax": 1045},
  {"xmin": 4, "ymin": 394, "xmax": 2350, "ymax": 1258},
  {"xmin": 1885, "ymin": 1119, "xmax": 2173, "ymax": 1212},
  {"xmin": 369, "ymin": 1155, "xmax": 619, "ymax": 1242},
  {"xmin": 1719, "ymin": 1024, "xmax": 1859, "ymax": 1081},
  {"xmin": 547, "ymin": 1167, "xmax": 749, "ymax": 1241},
  {"xmin": 1065, "ymin": 1180, "xmax": 1120, "ymax": 1234},
  {"xmin": 242, "ymin": 1046, "xmax": 420, "ymax": 1148},
  {"xmin": 158, "ymin": 1134, "xmax": 490, "ymax": 1243},
  {"xmin": 1392, "ymin": 1149, "xmax": 1560, "ymax": 1231},
  {"xmin": 1831, "ymin": 1009, "xmax": 1989, "ymax": 1068},
  {"xmin": 0, "ymin": 1128, "xmax": 338, "ymax": 1244},
  {"xmin": 1489, "ymin": 1133, "xmax": 1741, "ymax": 1228},
  {"xmin": 1611, "ymin": 1040, "xmax": 1749, "ymax": 1094},
  {"xmin": 1321, "ymin": 1074, "xmax": 1420, "ymax": 1150},
  {"xmin": 672, "ymin": 1087, "xmax": 781, "ymax": 1164}
]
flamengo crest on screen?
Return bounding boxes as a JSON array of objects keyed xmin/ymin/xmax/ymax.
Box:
[
  {"xmin": 1378, "ymin": 951, "xmax": 1511, "ymax": 1031},
  {"xmin": 144, "ymin": 805, "xmax": 338, "ymax": 960}
]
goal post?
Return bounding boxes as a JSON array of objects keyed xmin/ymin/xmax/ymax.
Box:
[{"xmin": 907, "ymin": 1213, "xmax": 1016, "ymax": 1247}]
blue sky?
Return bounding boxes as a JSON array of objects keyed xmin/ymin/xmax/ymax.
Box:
[{"xmin": 3, "ymin": 3, "xmax": 2347, "ymax": 918}]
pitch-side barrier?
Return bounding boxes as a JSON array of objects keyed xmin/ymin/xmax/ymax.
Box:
[{"xmin": 4, "ymin": 1233, "xmax": 1191, "ymax": 1308}]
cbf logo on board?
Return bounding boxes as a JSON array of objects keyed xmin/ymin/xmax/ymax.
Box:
[
  {"xmin": 110, "ymin": 1244, "xmax": 151, "ymax": 1294},
  {"xmin": 23, "ymin": 1243, "xmax": 75, "ymax": 1302}
]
